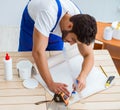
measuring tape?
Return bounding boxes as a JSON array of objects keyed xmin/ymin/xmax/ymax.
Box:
[{"xmin": 35, "ymin": 92, "xmax": 69, "ymax": 106}]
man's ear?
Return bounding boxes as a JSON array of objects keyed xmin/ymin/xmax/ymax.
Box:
[{"xmin": 68, "ymin": 22, "xmax": 73, "ymax": 30}]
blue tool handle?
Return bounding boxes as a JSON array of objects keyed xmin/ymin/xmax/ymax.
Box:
[{"xmin": 74, "ymin": 79, "xmax": 79, "ymax": 91}]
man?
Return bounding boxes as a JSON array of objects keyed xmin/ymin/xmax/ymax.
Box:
[{"xmin": 18, "ymin": 0, "xmax": 97, "ymax": 96}]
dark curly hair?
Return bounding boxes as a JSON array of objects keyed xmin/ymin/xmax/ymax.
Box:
[{"xmin": 70, "ymin": 14, "xmax": 97, "ymax": 45}]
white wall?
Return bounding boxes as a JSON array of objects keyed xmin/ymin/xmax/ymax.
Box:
[
  {"xmin": 0, "ymin": 0, "xmax": 28, "ymax": 51},
  {"xmin": 0, "ymin": 0, "xmax": 120, "ymax": 26},
  {"xmin": 72, "ymin": 0, "xmax": 120, "ymax": 22},
  {"xmin": 0, "ymin": 0, "xmax": 28, "ymax": 26}
]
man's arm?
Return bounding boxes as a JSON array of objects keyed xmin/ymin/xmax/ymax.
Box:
[
  {"xmin": 32, "ymin": 27, "xmax": 70, "ymax": 96},
  {"xmin": 76, "ymin": 42, "xmax": 94, "ymax": 91}
]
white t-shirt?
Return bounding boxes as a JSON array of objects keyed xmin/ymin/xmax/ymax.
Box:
[{"xmin": 28, "ymin": 0, "xmax": 80, "ymax": 37}]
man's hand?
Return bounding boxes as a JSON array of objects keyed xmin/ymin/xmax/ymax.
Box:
[
  {"xmin": 73, "ymin": 43, "xmax": 94, "ymax": 92},
  {"xmin": 76, "ymin": 76, "xmax": 86, "ymax": 92},
  {"xmin": 73, "ymin": 75, "xmax": 86, "ymax": 92},
  {"xmin": 48, "ymin": 82, "xmax": 70, "ymax": 96}
]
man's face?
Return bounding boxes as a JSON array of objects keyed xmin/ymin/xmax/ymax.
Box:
[{"xmin": 62, "ymin": 30, "xmax": 78, "ymax": 45}]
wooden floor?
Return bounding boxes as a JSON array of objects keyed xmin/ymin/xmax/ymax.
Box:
[
  {"xmin": 94, "ymin": 43, "xmax": 120, "ymax": 75},
  {"xmin": 0, "ymin": 51, "xmax": 119, "ymax": 110}
]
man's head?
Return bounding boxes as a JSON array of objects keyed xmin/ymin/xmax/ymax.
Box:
[{"xmin": 62, "ymin": 14, "xmax": 97, "ymax": 45}]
